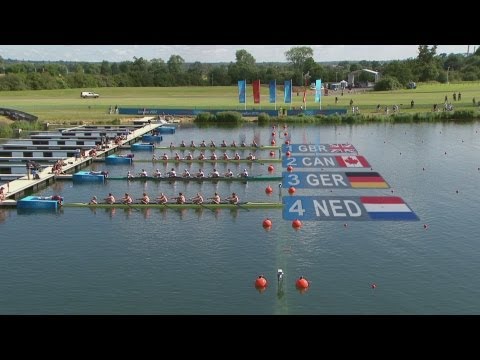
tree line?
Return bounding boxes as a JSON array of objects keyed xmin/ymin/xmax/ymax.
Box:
[{"xmin": 0, "ymin": 46, "xmax": 479, "ymax": 91}]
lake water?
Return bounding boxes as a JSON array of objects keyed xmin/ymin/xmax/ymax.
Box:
[{"xmin": 1, "ymin": 121, "xmax": 480, "ymax": 314}]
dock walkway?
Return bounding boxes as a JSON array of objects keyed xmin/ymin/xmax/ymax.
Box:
[{"xmin": 0, "ymin": 123, "xmax": 160, "ymax": 205}]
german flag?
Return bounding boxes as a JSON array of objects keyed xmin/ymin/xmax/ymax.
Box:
[{"xmin": 345, "ymin": 172, "xmax": 389, "ymax": 188}]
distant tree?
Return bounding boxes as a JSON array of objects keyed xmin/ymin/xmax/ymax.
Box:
[
  {"xmin": 285, "ymin": 46, "xmax": 314, "ymax": 71},
  {"xmin": 100, "ymin": 60, "xmax": 111, "ymax": 76},
  {"xmin": 415, "ymin": 45, "xmax": 441, "ymax": 81},
  {"xmin": 235, "ymin": 49, "xmax": 256, "ymax": 67},
  {"xmin": 210, "ymin": 65, "xmax": 230, "ymax": 86},
  {"xmin": 167, "ymin": 55, "xmax": 185, "ymax": 74}
]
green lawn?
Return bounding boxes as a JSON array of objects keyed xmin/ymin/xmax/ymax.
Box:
[{"xmin": 0, "ymin": 82, "xmax": 479, "ymax": 123}]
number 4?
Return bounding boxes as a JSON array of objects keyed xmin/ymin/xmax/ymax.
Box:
[{"xmin": 288, "ymin": 199, "xmax": 305, "ymax": 216}]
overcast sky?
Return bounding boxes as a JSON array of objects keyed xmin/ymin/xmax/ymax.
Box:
[{"xmin": 0, "ymin": 45, "xmax": 473, "ymax": 63}]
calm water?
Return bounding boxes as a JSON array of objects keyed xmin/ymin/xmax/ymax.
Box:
[{"xmin": 1, "ymin": 121, "xmax": 480, "ymax": 314}]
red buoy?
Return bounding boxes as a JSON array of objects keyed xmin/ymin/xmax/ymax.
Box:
[
  {"xmin": 268, "ymin": 165, "xmax": 275, "ymax": 172},
  {"xmin": 287, "ymin": 165, "xmax": 293, "ymax": 172},
  {"xmin": 285, "ymin": 140, "xmax": 290, "ymax": 145},
  {"xmin": 371, "ymin": 283, "xmax": 377, "ymax": 289},
  {"xmin": 296, "ymin": 276, "xmax": 309, "ymax": 289},
  {"xmin": 286, "ymin": 151, "xmax": 291, "ymax": 157},
  {"xmin": 269, "ymin": 151, "xmax": 275, "ymax": 157},
  {"xmin": 265, "ymin": 185, "xmax": 273, "ymax": 194},
  {"xmin": 271, "ymin": 139, "xmax": 276, "ymax": 145},
  {"xmin": 292, "ymin": 219, "xmax": 302, "ymax": 229},
  {"xmin": 255, "ymin": 275, "xmax": 268, "ymax": 289},
  {"xmin": 262, "ymin": 218, "xmax": 272, "ymax": 228},
  {"xmin": 288, "ymin": 186, "xmax": 296, "ymax": 195}
]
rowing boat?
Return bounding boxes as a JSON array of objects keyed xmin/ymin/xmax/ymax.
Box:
[
  {"xmin": 63, "ymin": 202, "xmax": 283, "ymax": 209},
  {"xmin": 106, "ymin": 175, "xmax": 282, "ymax": 181},
  {"xmin": 155, "ymin": 145, "xmax": 280, "ymax": 151},
  {"xmin": 134, "ymin": 158, "xmax": 282, "ymax": 163}
]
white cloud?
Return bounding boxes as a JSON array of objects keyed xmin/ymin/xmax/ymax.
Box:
[{"xmin": 0, "ymin": 45, "xmax": 473, "ymax": 63}]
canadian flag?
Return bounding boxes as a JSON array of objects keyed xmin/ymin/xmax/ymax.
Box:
[{"xmin": 335, "ymin": 155, "xmax": 371, "ymax": 168}]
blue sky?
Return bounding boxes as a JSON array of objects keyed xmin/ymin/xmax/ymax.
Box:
[{"xmin": 0, "ymin": 45, "xmax": 473, "ymax": 63}]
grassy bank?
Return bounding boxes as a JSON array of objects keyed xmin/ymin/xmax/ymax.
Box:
[{"xmin": 0, "ymin": 82, "xmax": 479, "ymax": 124}]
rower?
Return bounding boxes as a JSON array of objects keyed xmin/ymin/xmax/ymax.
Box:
[
  {"xmin": 224, "ymin": 168, "xmax": 234, "ymax": 177},
  {"xmin": 162, "ymin": 153, "xmax": 169, "ymax": 160},
  {"xmin": 191, "ymin": 192, "xmax": 204, "ymax": 204},
  {"xmin": 122, "ymin": 193, "xmax": 133, "ymax": 204},
  {"xmin": 246, "ymin": 153, "xmax": 256, "ymax": 160},
  {"xmin": 89, "ymin": 196, "xmax": 98, "ymax": 205},
  {"xmin": 251, "ymin": 140, "xmax": 258, "ymax": 147},
  {"xmin": 156, "ymin": 193, "xmax": 168, "ymax": 204},
  {"xmin": 223, "ymin": 152, "xmax": 230, "ymax": 160},
  {"xmin": 127, "ymin": 171, "xmax": 134, "ymax": 179},
  {"xmin": 167, "ymin": 168, "xmax": 177, "ymax": 177},
  {"xmin": 210, "ymin": 168, "xmax": 220, "ymax": 178},
  {"xmin": 180, "ymin": 140, "xmax": 186, "ymax": 147},
  {"xmin": 185, "ymin": 152, "xmax": 193, "ymax": 160},
  {"xmin": 152, "ymin": 154, "xmax": 158, "ymax": 161},
  {"xmin": 139, "ymin": 169, "xmax": 148, "ymax": 177},
  {"xmin": 200, "ymin": 140, "xmax": 207, "ymax": 147},
  {"xmin": 196, "ymin": 168, "xmax": 205, "ymax": 178},
  {"xmin": 231, "ymin": 140, "xmax": 237, "ymax": 147},
  {"xmin": 153, "ymin": 169, "xmax": 162, "ymax": 178},
  {"xmin": 169, "ymin": 142, "xmax": 174, "ymax": 149},
  {"xmin": 190, "ymin": 140, "xmax": 196, "ymax": 148},
  {"xmin": 51, "ymin": 195, "xmax": 64, "ymax": 206},
  {"xmin": 174, "ymin": 152, "xmax": 181, "ymax": 160},
  {"xmin": 210, "ymin": 140, "xmax": 216, "ymax": 148},
  {"xmin": 210, "ymin": 152, "xmax": 217, "ymax": 160},
  {"xmin": 225, "ymin": 192, "xmax": 239, "ymax": 205},
  {"xmin": 240, "ymin": 141, "xmax": 246, "ymax": 147},
  {"xmin": 209, "ymin": 192, "xmax": 221, "ymax": 204},
  {"xmin": 139, "ymin": 192, "xmax": 150, "ymax": 204},
  {"xmin": 198, "ymin": 152, "xmax": 206, "ymax": 160},
  {"xmin": 221, "ymin": 140, "xmax": 227, "ymax": 147},
  {"xmin": 182, "ymin": 168, "xmax": 191, "ymax": 178},
  {"xmin": 240, "ymin": 168, "xmax": 249, "ymax": 178},
  {"xmin": 173, "ymin": 192, "xmax": 186, "ymax": 204},
  {"xmin": 234, "ymin": 152, "xmax": 241, "ymax": 160},
  {"xmin": 105, "ymin": 193, "xmax": 116, "ymax": 204}
]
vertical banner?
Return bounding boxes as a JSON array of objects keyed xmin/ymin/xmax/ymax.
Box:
[
  {"xmin": 238, "ymin": 80, "xmax": 246, "ymax": 104},
  {"xmin": 253, "ymin": 80, "xmax": 261, "ymax": 104},
  {"xmin": 315, "ymin": 79, "xmax": 322, "ymax": 103},
  {"xmin": 284, "ymin": 79, "xmax": 292, "ymax": 103},
  {"xmin": 269, "ymin": 80, "xmax": 276, "ymax": 103}
]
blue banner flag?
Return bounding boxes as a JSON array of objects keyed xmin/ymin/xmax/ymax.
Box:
[
  {"xmin": 269, "ymin": 80, "xmax": 276, "ymax": 103},
  {"xmin": 284, "ymin": 80, "xmax": 292, "ymax": 103},
  {"xmin": 238, "ymin": 80, "xmax": 246, "ymax": 103},
  {"xmin": 315, "ymin": 79, "xmax": 322, "ymax": 103}
]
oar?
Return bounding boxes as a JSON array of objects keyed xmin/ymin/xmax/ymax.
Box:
[
  {"xmin": 126, "ymin": 202, "xmax": 140, "ymax": 212},
  {"xmin": 224, "ymin": 199, "xmax": 250, "ymax": 212},
  {"xmin": 189, "ymin": 197, "xmax": 215, "ymax": 212}
]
